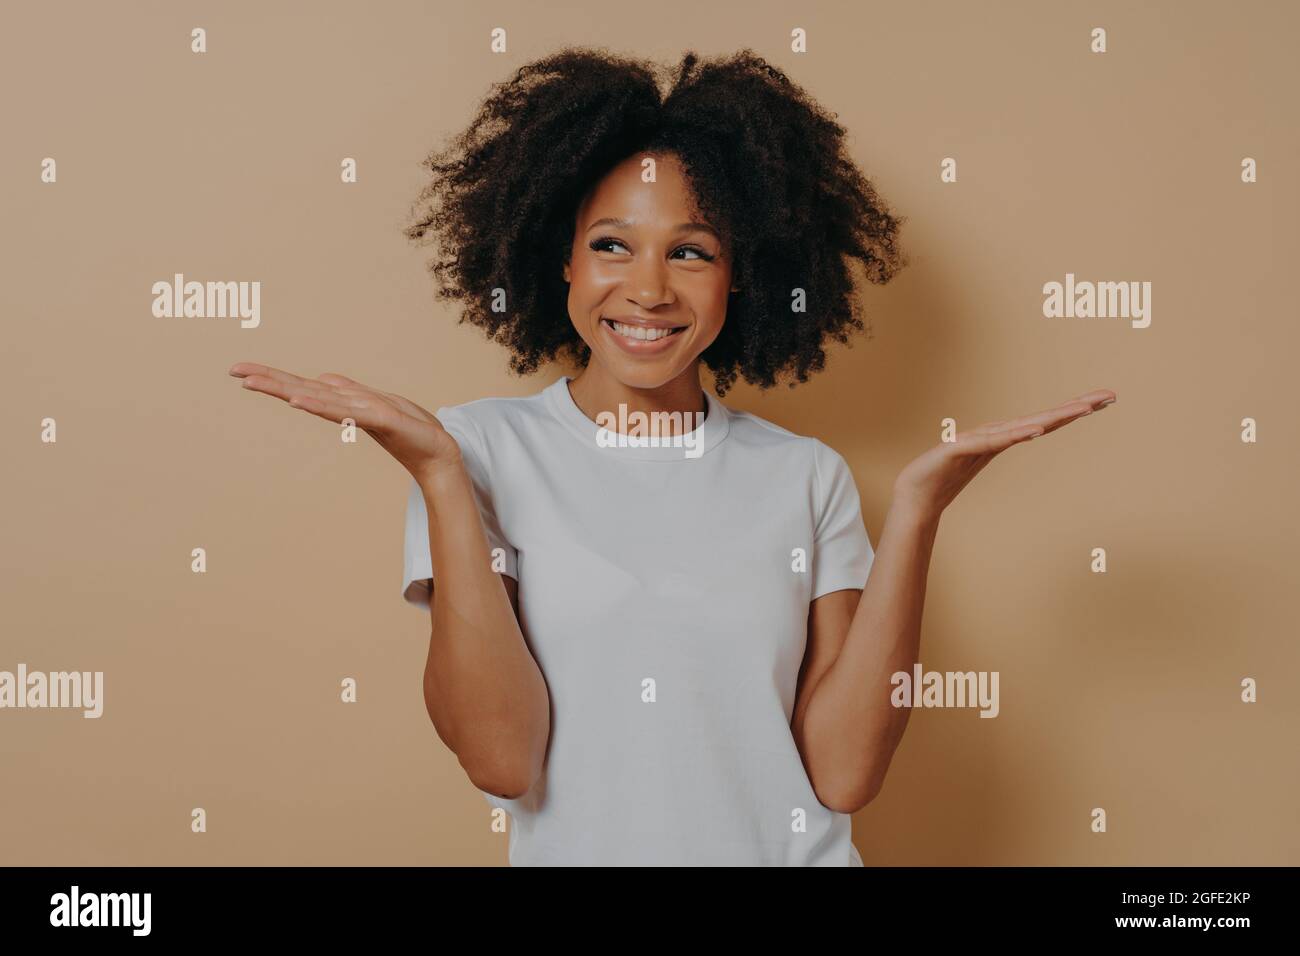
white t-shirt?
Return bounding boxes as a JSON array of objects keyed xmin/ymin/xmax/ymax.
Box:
[{"xmin": 402, "ymin": 376, "xmax": 874, "ymax": 866}]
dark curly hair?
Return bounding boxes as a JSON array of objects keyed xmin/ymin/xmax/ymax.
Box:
[{"xmin": 404, "ymin": 46, "xmax": 907, "ymax": 396}]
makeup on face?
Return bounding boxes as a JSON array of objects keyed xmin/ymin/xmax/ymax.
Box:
[{"xmin": 564, "ymin": 153, "xmax": 732, "ymax": 385}]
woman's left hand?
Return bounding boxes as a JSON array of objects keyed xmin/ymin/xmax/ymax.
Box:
[{"xmin": 891, "ymin": 389, "xmax": 1117, "ymax": 524}]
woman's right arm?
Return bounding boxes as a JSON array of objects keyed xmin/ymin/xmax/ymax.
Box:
[
  {"xmin": 228, "ymin": 362, "xmax": 550, "ymax": 800},
  {"xmin": 416, "ymin": 460, "xmax": 550, "ymax": 799}
]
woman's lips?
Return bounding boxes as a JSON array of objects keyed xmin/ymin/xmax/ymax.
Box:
[{"xmin": 600, "ymin": 317, "xmax": 687, "ymax": 356}]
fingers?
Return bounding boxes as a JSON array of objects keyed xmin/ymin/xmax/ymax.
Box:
[
  {"xmin": 230, "ymin": 363, "xmax": 369, "ymax": 405},
  {"xmin": 960, "ymin": 424, "xmax": 1044, "ymax": 456},
  {"xmin": 239, "ymin": 372, "xmax": 343, "ymax": 406},
  {"xmin": 246, "ymin": 369, "xmax": 426, "ymax": 424},
  {"xmin": 1066, "ymin": 388, "xmax": 1117, "ymax": 408},
  {"xmin": 316, "ymin": 372, "xmax": 365, "ymax": 389},
  {"xmin": 288, "ymin": 389, "xmax": 394, "ymax": 430},
  {"xmin": 948, "ymin": 430, "xmax": 1036, "ymax": 461},
  {"xmin": 1041, "ymin": 389, "xmax": 1117, "ymax": 422},
  {"xmin": 318, "ymin": 373, "xmax": 433, "ymax": 423},
  {"xmin": 988, "ymin": 403, "xmax": 1091, "ymax": 441},
  {"xmin": 230, "ymin": 363, "xmax": 338, "ymax": 399},
  {"xmin": 283, "ymin": 392, "xmax": 373, "ymax": 426},
  {"xmin": 1003, "ymin": 400, "xmax": 1092, "ymax": 432},
  {"xmin": 971, "ymin": 390, "xmax": 1117, "ymax": 440},
  {"xmin": 958, "ymin": 387, "xmax": 1119, "ymax": 454},
  {"xmin": 230, "ymin": 362, "xmax": 389, "ymax": 428},
  {"xmin": 228, "ymin": 362, "xmax": 315, "ymax": 387}
]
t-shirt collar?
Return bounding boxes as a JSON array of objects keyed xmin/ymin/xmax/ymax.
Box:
[{"xmin": 545, "ymin": 376, "xmax": 730, "ymax": 460}]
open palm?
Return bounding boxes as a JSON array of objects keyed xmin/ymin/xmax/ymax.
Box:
[
  {"xmin": 893, "ymin": 389, "xmax": 1117, "ymax": 520},
  {"xmin": 228, "ymin": 362, "xmax": 464, "ymax": 480}
]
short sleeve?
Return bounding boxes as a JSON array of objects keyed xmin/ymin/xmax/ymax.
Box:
[
  {"xmin": 810, "ymin": 440, "xmax": 874, "ymax": 600},
  {"xmin": 401, "ymin": 405, "xmax": 520, "ymax": 609}
]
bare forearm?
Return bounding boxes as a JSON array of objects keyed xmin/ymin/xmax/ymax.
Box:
[
  {"xmin": 802, "ymin": 499, "xmax": 940, "ymax": 811},
  {"xmin": 418, "ymin": 462, "xmax": 549, "ymax": 798}
]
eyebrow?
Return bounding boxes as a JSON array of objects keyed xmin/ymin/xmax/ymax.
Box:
[{"xmin": 585, "ymin": 216, "xmax": 720, "ymax": 240}]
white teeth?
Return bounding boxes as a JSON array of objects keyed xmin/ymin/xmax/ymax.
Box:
[{"xmin": 609, "ymin": 320, "xmax": 678, "ymax": 342}]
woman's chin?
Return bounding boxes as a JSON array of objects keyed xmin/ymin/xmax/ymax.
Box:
[{"xmin": 604, "ymin": 358, "xmax": 693, "ymax": 391}]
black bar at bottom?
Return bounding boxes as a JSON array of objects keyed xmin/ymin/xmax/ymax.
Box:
[{"xmin": 0, "ymin": 865, "xmax": 1287, "ymax": 940}]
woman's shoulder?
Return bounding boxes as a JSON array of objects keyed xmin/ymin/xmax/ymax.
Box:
[
  {"xmin": 434, "ymin": 381, "xmax": 557, "ymax": 435},
  {"xmin": 722, "ymin": 403, "xmax": 859, "ymax": 487},
  {"xmin": 723, "ymin": 404, "xmax": 840, "ymax": 456}
]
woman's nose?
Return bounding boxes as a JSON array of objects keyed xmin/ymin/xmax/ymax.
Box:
[{"xmin": 625, "ymin": 255, "xmax": 673, "ymax": 308}]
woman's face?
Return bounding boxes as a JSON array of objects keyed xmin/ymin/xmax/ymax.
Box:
[{"xmin": 563, "ymin": 152, "xmax": 735, "ymax": 391}]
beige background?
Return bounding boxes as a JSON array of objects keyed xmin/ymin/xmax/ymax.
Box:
[{"xmin": 2, "ymin": 0, "xmax": 1296, "ymax": 865}]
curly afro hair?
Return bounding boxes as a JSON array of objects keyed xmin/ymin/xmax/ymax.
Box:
[{"xmin": 404, "ymin": 46, "xmax": 907, "ymax": 396}]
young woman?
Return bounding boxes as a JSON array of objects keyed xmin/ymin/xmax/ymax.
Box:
[{"xmin": 230, "ymin": 48, "xmax": 1114, "ymax": 866}]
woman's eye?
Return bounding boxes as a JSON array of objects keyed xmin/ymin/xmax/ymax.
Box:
[
  {"xmin": 589, "ymin": 237, "xmax": 629, "ymax": 254},
  {"xmin": 588, "ymin": 237, "xmax": 715, "ymax": 262}
]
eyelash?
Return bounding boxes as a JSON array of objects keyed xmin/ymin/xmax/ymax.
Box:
[{"xmin": 588, "ymin": 237, "xmax": 715, "ymax": 262}]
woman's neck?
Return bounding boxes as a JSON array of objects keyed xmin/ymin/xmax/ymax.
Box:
[{"xmin": 566, "ymin": 362, "xmax": 707, "ymax": 437}]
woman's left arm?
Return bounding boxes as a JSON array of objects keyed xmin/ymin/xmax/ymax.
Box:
[{"xmin": 792, "ymin": 389, "xmax": 1116, "ymax": 813}]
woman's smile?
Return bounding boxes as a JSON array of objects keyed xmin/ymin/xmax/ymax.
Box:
[{"xmin": 599, "ymin": 315, "xmax": 690, "ymax": 355}]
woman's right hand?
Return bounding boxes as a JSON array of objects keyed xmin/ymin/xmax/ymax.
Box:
[{"xmin": 228, "ymin": 362, "xmax": 464, "ymax": 482}]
